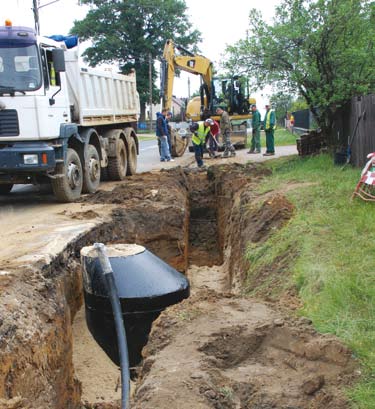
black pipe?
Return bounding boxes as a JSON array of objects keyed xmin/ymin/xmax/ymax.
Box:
[{"xmin": 94, "ymin": 243, "xmax": 130, "ymax": 409}]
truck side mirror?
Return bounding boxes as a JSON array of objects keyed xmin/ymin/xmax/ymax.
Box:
[
  {"xmin": 52, "ymin": 49, "xmax": 66, "ymax": 72},
  {"xmin": 49, "ymin": 49, "xmax": 65, "ymax": 105}
]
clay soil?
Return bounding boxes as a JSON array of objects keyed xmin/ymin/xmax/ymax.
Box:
[{"xmin": 0, "ymin": 159, "xmax": 359, "ymax": 409}]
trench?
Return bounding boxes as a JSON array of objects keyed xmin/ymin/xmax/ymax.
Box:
[
  {"xmin": 188, "ymin": 170, "xmax": 222, "ymax": 267},
  {"xmin": 69, "ymin": 165, "xmax": 254, "ymax": 407},
  {"xmin": 0, "ymin": 164, "xmax": 357, "ymax": 409}
]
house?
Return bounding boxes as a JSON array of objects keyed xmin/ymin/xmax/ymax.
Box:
[{"xmin": 146, "ymin": 96, "xmax": 187, "ymax": 121}]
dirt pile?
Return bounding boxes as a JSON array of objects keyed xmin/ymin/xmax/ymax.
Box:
[
  {"xmin": 80, "ymin": 167, "xmax": 190, "ymax": 272},
  {"xmin": 0, "ymin": 258, "xmax": 81, "ymax": 408},
  {"xmin": 133, "ymin": 290, "xmax": 356, "ymax": 409}
]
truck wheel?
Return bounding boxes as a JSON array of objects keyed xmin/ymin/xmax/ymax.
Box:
[
  {"xmin": 0, "ymin": 184, "xmax": 13, "ymax": 194},
  {"xmin": 126, "ymin": 138, "xmax": 137, "ymax": 175},
  {"xmin": 108, "ymin": 138, "xmax": 127, "ymax": 180},
  {"xmin": 51, "ymin": 148, "xmax": 83, "ymax": 202},
  {"xmin": 82, "ymin": 144, "xmax": 101, "ymax": 193}
]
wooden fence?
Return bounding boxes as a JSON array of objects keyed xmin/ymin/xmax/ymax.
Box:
[{"xmin": 333, "ymin": 95, "xmax": 375, "ymax": 167}]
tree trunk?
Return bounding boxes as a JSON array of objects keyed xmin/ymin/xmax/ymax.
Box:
[
  {"xmin": 320, "ymin": 108, "xmax": 336, "ymax": 147},
  {"xmin": 139, "ymin": 101, "xmax": 146, "ymax": 122}
]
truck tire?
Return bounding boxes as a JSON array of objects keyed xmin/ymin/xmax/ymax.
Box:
[
  {"xmin": 51, "ymin": 148, "xmax": 83, "ymax": 202},
  {"xmin": 126, "ymin": 137, "xmax": 137, "ymax": 175},
  {"xmin": 82, "ymin": 144, "xmax": 101, "ymax": 193},
  {"xmin": 108, "ymin": 138, "xmax": 127, "ymax": 180},
  {"xmin": 0, "ymin": 184, "xmax": 13, "ymax": 194}
]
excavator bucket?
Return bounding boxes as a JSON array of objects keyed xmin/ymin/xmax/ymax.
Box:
[
  {"xmin": 171, "ymin": 128, "xmax": 189, "ymax": 157},
  {"xmin": 352, "ymin": 153, "xmax": 375, "ymax": 201}
]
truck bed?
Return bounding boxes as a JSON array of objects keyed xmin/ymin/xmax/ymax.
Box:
[{"xmin": 65, "ymin": 49, "xmax": 140, "ymax": 126}]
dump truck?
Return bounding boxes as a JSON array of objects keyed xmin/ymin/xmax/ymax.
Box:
[{"xmin": 0, "ymin": 21, "xmax": 140, "ymax": 202}]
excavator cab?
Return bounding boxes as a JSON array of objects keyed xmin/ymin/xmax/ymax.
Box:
[{"xmin": 210, "ymin": 77, "xmax": 250, "ymax": 116}]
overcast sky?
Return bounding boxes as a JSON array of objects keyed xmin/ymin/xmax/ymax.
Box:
[{"xmin": 1, "ymin": 0, "xmax": 281, "ymax": 106}]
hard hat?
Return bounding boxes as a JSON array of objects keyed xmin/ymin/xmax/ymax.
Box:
[{"xmin": 205, "ymin": 118, "xmax": 214, "ymax": 125}]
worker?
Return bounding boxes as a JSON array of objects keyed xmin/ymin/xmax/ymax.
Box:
[
  {"xmin": 263, "ymin": 103, "xmax": 276, "ymax": 156},
  {"xmin": 248, "ymin": 104, "xmax": 261, "ymax": 154},
  {"xmin": 204, "ymin": 118, "xmax": 220, "ymax": 158},
  {"xmin": 290, "ymin": 113, "xmax": 295, "ymax": 134},
  {"xmin": 156, "ymin": 108, "xmax": 173, "ymax": 162},
  {"xmin": 190, "ymin": 121, "xmax": 210, "ymax": 167},
  {"xmin": 216, "ymin": 106, "xmax": 235, "ymax": 158}
]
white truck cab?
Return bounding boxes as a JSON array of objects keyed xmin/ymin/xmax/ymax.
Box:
[{"xmin": 0, "ymin": 21, "xmax": 140, "ymax": 201}]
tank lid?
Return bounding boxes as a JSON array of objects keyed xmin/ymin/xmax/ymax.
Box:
[
  {"xmin": 81, "ymin": 243, "xmax": 145, "ymax": 258},
  {"xmin": 81, "ymin": 245, "xmax": 190, "ymax": 312}
]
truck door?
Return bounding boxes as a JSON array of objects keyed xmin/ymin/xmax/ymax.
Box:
[{"xmin": 36, "ymin": 46, "xmax": 70, "ymax": 138}]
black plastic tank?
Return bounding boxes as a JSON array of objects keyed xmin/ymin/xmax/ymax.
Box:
[{"xmin": 80, "ymin": 244, "xmax": 190, "ymax": 367}]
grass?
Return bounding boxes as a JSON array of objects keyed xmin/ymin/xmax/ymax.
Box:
[
  {"xmin": 247, "ymin": 128, "xmax": 298, "ymax": 149},
  {"xmin": 273, "ymin": 128, "xmax": 299, "ymax": 146},
  {"xmin": 244, "ymin": 154, "xmax": 375, "ymax": 408}
]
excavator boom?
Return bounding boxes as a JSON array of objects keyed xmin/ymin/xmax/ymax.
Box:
[{"xmin": 161, "ymin": 39, "xmax": 213, "ymax": 112}]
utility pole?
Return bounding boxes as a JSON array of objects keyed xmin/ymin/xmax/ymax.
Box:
[
  {"xmin": 149, "ymin": 53, "xmax": 153, "ymax": 133},
  {"xmin": 188, "ymin": 77, "xmax": 191, "ymax": 99},
  {"xmin": 32, "ymin": 0, "xmax": 61, "ymax": 35},
  {"xmin": 32, "ymin": 0, "xmax": 40, "ymax": 34}
]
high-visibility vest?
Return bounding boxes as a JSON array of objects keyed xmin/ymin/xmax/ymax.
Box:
[
  {"xmin": 192, "ymin": 121, "xmax": 210, "ymax": 145},
  {"xmin": 265, "ymin": 109, "xmax": 275, "ymax": 130}
]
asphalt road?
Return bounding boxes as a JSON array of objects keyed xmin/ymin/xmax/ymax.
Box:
[{"xmin": 137, "ymin": 137, "xmax": 162, "ymax": 172}]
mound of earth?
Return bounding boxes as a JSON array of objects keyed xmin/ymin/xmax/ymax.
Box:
[{"xmin": 132, "ymin": 290, "xmax": 356, "ymax": 409}]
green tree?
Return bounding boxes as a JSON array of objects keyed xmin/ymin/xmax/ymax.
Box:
[
  {"xmin": 225, "ymin": 0, "xmax": 375, "ymax": 144},
  {"xmin": 269, "ymin": 92, "xmax": 294, "ymax": 126},
  {"xmin": 71, "ymin": 0, "xmax": 201, "ymax": 120},
  {"xmin": 290, "ymin": 97, "xmax": 309, "ymax": 113}
]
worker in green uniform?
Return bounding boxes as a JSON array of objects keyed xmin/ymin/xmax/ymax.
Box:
[
  {"xmin": 248, "ymin": 104, "xmax": 261, "ymax": 154},
  {"xmin": 263, "ymin": 103, "xmax": 276, "ymax": 156}
]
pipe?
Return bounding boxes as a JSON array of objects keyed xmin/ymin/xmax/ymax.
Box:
[{"xmin": 94, "ymin": 243, "xmax": 130, "ymax": 409}]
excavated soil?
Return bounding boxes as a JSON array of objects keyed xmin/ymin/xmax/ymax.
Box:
[
  {"xmin": 133, "ymin": 291, "xmax": 355, "ymax": 409},
  {"xmin": 0, "ymin": 163, "xmax": 359, "ymax": 409}
]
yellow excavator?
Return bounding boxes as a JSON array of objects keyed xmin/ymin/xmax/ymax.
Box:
[{"xmin": 160, "ymin": 39, "xmax": 256, "ymax": 155}]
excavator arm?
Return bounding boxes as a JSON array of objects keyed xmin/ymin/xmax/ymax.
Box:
[{"xmin": 160, "ymin": 39, "xmax": 213, "ymax": 113}]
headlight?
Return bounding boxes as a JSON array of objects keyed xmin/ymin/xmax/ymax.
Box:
[{"xmin": 23, "ymin": 154, "xmax": 38, "ymax": 165}]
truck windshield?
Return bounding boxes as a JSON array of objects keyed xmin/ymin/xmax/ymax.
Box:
[{"xmin": 0, "ymin": 44, "xmax": 42, "ymax": 93}]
